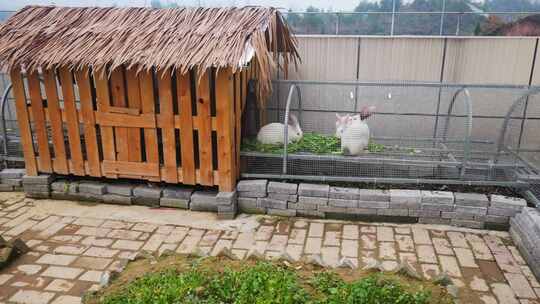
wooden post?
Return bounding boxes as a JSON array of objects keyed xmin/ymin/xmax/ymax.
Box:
[
  {"xmin": 216, "ymin": 68, "xmax": 236, "ymax": 191},
  {"xmin": 177, "ymin": 71, "xmax": 196, "ymax": 185},
  {"xmin": 27, "ymin": 71, "xmax": 52, "ymax": 173},
  {"xmin": 196, "ymin": 70, "xmax": 213, "ymax": 186},
  {"xmin": 157, "ymin": 69, "xmax": 178, "ymax": 183}
]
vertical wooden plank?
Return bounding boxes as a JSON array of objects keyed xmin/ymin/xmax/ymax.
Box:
[
  {"xmin": 157, "ymin": 69, "xmax": 178, "ymax": 183},
  {"xmin": 74, "ymin": 67, "xmax": 101, "ymax": 177},
  {"xmin": 27, "ymin": 71, "xmax": 52, "ymax": 173},
  {"xmin": 110, "ymin": 67, "xmax": 128, "ymax": 162},
  {"xmin": 42, "ymin": 69, "xmax": 68, "ymax": 174},
  {"xmin": 197, "ymin": 70, "xmax": 213, "ymax": 186},
  {"xmin": 125, "ymin": 68, "xmax": 142, "ymax": 162},
  {"xmin": 58, "ymin": 66, "xmax": 84, "ymax": 175},
  {"xmin": 177, "ymin": 70, "xmax": 196, "ymax": 185},
  {"xmin": 215, "ymin": 68, "xmax": 236, "ymax": 191},
  {"xmin": 235, "ymin": 72, "xmax": 242, "ymax": 178},
  {"xmin": 10, "ymin": 68, "xmax": 38, "ymax": 175},
  {"xmin": 139, "ymin": 69, "xmax": 160, "ymax": 181},
  {"xmin": 93, "ymin": 69, "xmax": 117, "ymax": 178}
]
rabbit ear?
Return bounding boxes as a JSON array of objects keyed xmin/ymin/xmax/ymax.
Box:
[
  {"xmin": 360, "ymin": 106, "xmax": 376, "ymax": 120},
  {"xmin": 288, "ymin": 114, "xmax": 299, "ymax": 126}
]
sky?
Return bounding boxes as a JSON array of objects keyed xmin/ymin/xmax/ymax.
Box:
[{"xmin": 0, "ymin": 0, "xmax": 369, "ymax": 12}]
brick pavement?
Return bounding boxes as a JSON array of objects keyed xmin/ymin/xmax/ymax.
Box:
[{"xmin": 1, "ymin": 192, "xmax": 539, "ymax": 304}]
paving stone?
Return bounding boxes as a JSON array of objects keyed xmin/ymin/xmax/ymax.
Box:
[
  {"xmin": 298, "ymin": 183, "xmax": 329, "ymax": 198},
  {"xmin": 447, "ymin": 231, "xmax": 469, "ymax": 248},
  {"xmin": 233, "ymin": 232, "xmax": 255, "ymax": 250},
  {"xmin": 323, "ymin": 231, "xmax": 341, "ymax": 246},
  {"xmin": 289, "ymin": 229, "xmax": 307, "ymax": 245},
  {"xmin": 412, "ymin": 227, "xmax": 432, "ymax": 245},
  {"xmin": 417, "ymin": 245, "xmax": 437, "ymax": 263},
  {"xmin": 329, "ymin": 187, "xmax": 359, "ymax": 200},
  {"xmin": 73, "ymin": 218, "xmax": 104, "ymax": 227},
  {"xmin": 504, "ymin": 273, "xmax": 537, "ymax": 299},
  {"xmin": 107, "ymin": 229, "xmax": 142, "ymax": 240},
  {"xmin": 9, "ymin": 290, "xmax": 56, "ymax": 304},
  {"xmin": 379, "ymin": 242, "xmax": 397, "ymax": 260},
  {"xmin": 396, "ymin": 235, "xmax": 414, "ymax": 252},
  {"xmin": 321, "ymin": 246, "xmax": 340, "ymax": 267},
  {"xmin": 454, "ymin": 247, "xmax": 478, "ymax": 268},
  {"xmin": 268, "ymin": 181, "xmax": 297, "ymax": 194},
  {"xmin": 111, "ymin": 239, "xmax": 144, "ymax": 250},
  {"xmin": 45, "ymin": 279, "xmax": 74, "ymax": 292},
  {"xmin": 0, "ymin": 273, "xmax": 14, "ymax": 285},
  {"xmin": 342, "ymin": 225, "xmax": 359, "ymax": 240},
  {"xmin": 377, "ymin": 226, "xmax": 394, "ymax": 242},
  {"xmin": 308, "ymin": 222, "xmax": 324, "ymax": 238},
  {"xmin": 83, "ymin": 247, "xmax": 119, "ymax": 258},
  {"xmin": 79, "ymin": 270, "xmax": 103, "ymax": 283},
  {"xmin": 132, "ymin": 222, "xmax": 157, "ymax": 233},
  {"xmin": 455, "ymin": 192, "xmax": 489, "ymax": 207},
  {"xmin": 440, "ymin": 255, "xmax": 462, "ymax": 277},
  {"xmin": 305, "ymin": 237, "xmax": 322, "ymax": 254},
  {"xmin": 268, "ymin": 234, "xmax": 288, "ymax": 252},
  {"xmin": 360, "ymin": 234, "xmax": 376, "ymax": 250},
  {"xmin": 469, "ymin": 275, "xmax": 489, "ymax": 291},
  {"xmin": 359, "ymin": 189, "xmax": 390, "ymax": 202},
  {"xmin": 491, "ymin": 283, "xmax": 520, "ymax": 304},
  {"xmin": 72, "ymin": 257, "xmax": 112, "ymax": 270},
  {"xmin": 17, "ymin": 264, "xmax": 43, "ymax": 275},
  {"xmin": 42, "ymin": 266, "xmax": 84, "ymax": 279},
  {"xmin": 421, "ymin": 191, "xmax": 454, "ymax": 204},
  {"xmin": 51, "ymin": 295, "xmax": 82, "ymax": 304},
  {"xmin": 37, "ymin": 254, "xmax": 77, "ymax": 266},
  {"xmin": 81, "ymin": 237, "xmax": 114, "ymax": 247},
  {"xmin": 101, "ymin": 220, "xmax": 133, "ymax": 230},
  {"xmin": 341, "ymin": 239, "xmax": 358, "ymax": 258},
  {"xmin": 255, "ymin": 226, "xmax": 274, "ymax": 241},
  {"xmin": 176, "ymin": 234, "xmax": 202, "ymax": 254}
]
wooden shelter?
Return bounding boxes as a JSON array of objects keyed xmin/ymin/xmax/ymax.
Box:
[{"xmin": 0, "ymin": 6, "xmax": 298, "ymax": 191}]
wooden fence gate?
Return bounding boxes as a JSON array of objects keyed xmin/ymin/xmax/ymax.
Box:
[{"xmin": 10, "ymin": 64, "xmax": 253, "ymax": 191}]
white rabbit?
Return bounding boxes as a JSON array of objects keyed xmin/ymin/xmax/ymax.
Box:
[
  {"xmin": 257, "ymin": 114, "xmax": 303, "ymax": 144},
  {"xmin": 341, "ymin": 106, "xmax": 375, "ymax": 155},
  {"xmin": 335, "ymin": 113, "xmax": 351, "ymax": 138}
]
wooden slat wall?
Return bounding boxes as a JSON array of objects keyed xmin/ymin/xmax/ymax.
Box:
[{"xmin": 11, "ymin": 65, "xmax": 242, "ymax": 191}]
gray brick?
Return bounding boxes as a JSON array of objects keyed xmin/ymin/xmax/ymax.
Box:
[
  {"xmin": 421, "ymin": 191, "xmax": 454, "ymax": 204},
  {"xmin": 258, "ymin": 198, "xmax": 287, "ymax": 209},
  {"xmin": 190, "ymin": 192, "xmax": 218, "ymax": 212},
  {"xmin": 490, "ymin": 195, "xmax": 527, "ymax": 210},
  {"xmin": 298, "ymin": 183, "xmax": 329, "ymax": 198},
  {"xmin": 268, "ymin": 192, "xmax": 298, "ymax": 202},
  {"xmin": 298, "ymin": 196, "xmax": 328, "ymax": 206},
  {"xmin": 103, "ymin": 194, "xmax": 132, "ymax": 205},
  {"xmin": 329, "ymin": 198, "xmax": 358, "ymax": 208},
  {"xmin": 238, "ymin": 198, "xmax": 266, "ymax": 214},
  {"xmin": 0, "ymin": 184, "xmax": 14, "ymax": 191},
  {"xmin": 267, "ymin": 181, "xmax": 297, "ymax": 194},
  {"xmin": 160, "ymin": 197, "xmax": 189, "ymax": 209},
  {"xmin": 51, "ymin": 180, "xmax": 69, "ymax": 192},
  {"xmin": 23, "ymin": 174, "xmax": 53, "ymax": 185},
  {"xmin": 329, "ymin": 187, "xmax": 360, "ymax": 200},
  {"xmin": 237, "ymin": 179, "xmax": 267, "ymax": 193},
  {"xmin": 217, "ymin": 212, "xmax": 237, "ymax": 220},
  {"xmin": 454, "ymin": 205, "xmax": 487, "ymax": 216},
  {"xmin": 377, "ymin": 208, "xmax": 409, "ymax": 216},
  {"xmin": 441, "ymin": 212, "xmax": 475, "ymax": 221},
  {"xmin": 488, "ymin": 207, "xmax": 521, "ymax": 217},
  {"xmin": 359, "ymin": 189, "xmax": 390, "ymax": 202},
  {"xmin": 238, "ymin": 191, "xmax": 266, "ymax": 198},
  {"xmin": 454, "ymin": 192, "xmax": 489, "ymax": 207},
  {"xmin": 318, "ymin": 205, "xmax": 348, "ymax": 213},
  {"xmin": 451, "ymin": 219, "xmax": 484, "ymax": 229},
  {"xmin": 390, "ymin": 189, "xmax": 421, "ymax": 209},
  {"xmin": 162, "ymin": 186, "xmax": 193, "ymax": 199},
  {"xmin": 267, "ymin": 208, "xmax": 296, "ymax": 217},
  {"xmin": 357, "ymin": 200, "xmax": 389, "ymax": 209},
  {"xmin": 409, "ymin": 209, "xmax": 441, "ymax": 218},
  {"xmin": 348, "ymin": 208, "xmax": 379, "ymax": 215},
  {"xmin": 79, "ymin": 182, "xmax": 107, "ymax": 195},
  {"xmin": 485, "ymin": 215, "xmax": 510, "ymax": 224},
  {"xmin": 25, "ymin": 191, "xmax": 50, "ymax": 199},
  {"xmin": 1, "ymin": 178, "xmax": 22, "ymax": 186},
  {"xmin": 288, "ymin": 202, "xmax": 318, "ymax": 210},
  {"xmin": 216, "ymin": 191, "xmax": 237, "ymax": 206},
  {"xmin": 296, "ymin": 209, "xmax": 325, "ymax": 218},
  {"xmin": 51, "ymin": 191, "xmax": 75, "ymax": 200},
  {"xmin": 218, "ymin": 203, "xmax": 237, "ymax": 213},
  {"xmin": 419, "ymin": 217, "xmax": 451, "ymax": 225},
  {"xmin": 107, "ymin": 184, "xmax": 134, "ymax": 196},
  {"xmin": 421, "ymin": 203, "xmax": 454, "ymax": 212},
  {"xmin": 0, "ymin": 168, "xmax": 25, "ymax": 179},
  {"xmin": 68, "ymin": 182, "xmax": 79, "ymax": 194},
  {"xmin": 133, "ymin": 185, "xmax": 162, "ymax": 198},
  {"xmin": 77, "ymin": 192, "xmax": 103, "ymax": 202}
]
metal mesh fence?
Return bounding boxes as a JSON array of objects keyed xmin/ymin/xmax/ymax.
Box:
[{"xmin": 241, "ymin": 80, "xmax": 539, "ymax": 187}]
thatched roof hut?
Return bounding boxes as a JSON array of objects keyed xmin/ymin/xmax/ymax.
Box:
[{"xmin": 0, "ymin": 5, "xmax": 299, "ymax": 99}]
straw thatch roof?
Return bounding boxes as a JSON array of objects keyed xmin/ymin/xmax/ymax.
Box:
[{"xmin": 0, "ymin": 5, "xmax": 299, "ymax": 99}]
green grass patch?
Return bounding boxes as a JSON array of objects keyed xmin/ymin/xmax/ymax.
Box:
[
  {"xmin": 241, "ymin": 133, "xmax": 385, "ymax": 154},
  {"xmin": 85, "ymin": 256, "xmax": 452, "ymax": 304}
]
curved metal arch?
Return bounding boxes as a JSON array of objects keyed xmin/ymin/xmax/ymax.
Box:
[
  {"xmin": 282, "ymin": 84, "xmax": 302, "ymax": 175},
  {"xmin": 494, "ymin": 86, "xmax": 540, "ymax": 164},
  {"xmin": 1, "ymin": 83, "xmax": 13, "ymax": 168},
  {"xmin": 441, "ymin": 87, "xmax": 473, "ymax": 177}
]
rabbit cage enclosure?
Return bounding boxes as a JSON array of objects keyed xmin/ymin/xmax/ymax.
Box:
[{"xmin": 240, "ymin": 80, "xmax": 540, "ymax": 191}]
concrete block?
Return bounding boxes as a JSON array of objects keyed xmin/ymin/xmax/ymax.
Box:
[
  {"xmin": 421, "ymin": 191, "xmax": 454, "ymax": 205},
  {"xmin": 238, "ymin": 198, "xmax": 266, "ymax": 214},
  {"xmin": 490, "ymin": 195, "xmax": 527, "ymax": 211},
  {"xmin": 451, "ymin": 219, "xmax": 484, "ymax": 229},
  {"xmin": 133, "ymin": 185, "xmax": 162, "ymax": 199},
  {"xmin": 329, "ymin": 187, "xmax": 360, "ymax": 200},
  {"xmin": 0, "ymin": 184, "xmax": 14, "ymax": 191},
  {"xmin": 377, "ymin": 208, "xmax": 409, "ymax": 216},
  {"xmin": 0, "ymin": 168, "xmax": 25, "ymax": 179},
  {"xmin": 441, "ymin": 212, "xmax": 474, "ymax": 221},
  {"xmin": 298, "ymin": 196, "xmax": 328, "ymax": 206},
  {"xmin": 485, "ymin": 215, "xmax": 510, "ymax": 224},
  {"xmin": 51, "ymin": 180, "xmax": 69, "ymax": 193},
  {"xmin": 133, "ymin": 196, "xmax": 160, "ymax": 207},
  {"xmin": 488, "ymin": 207, "xmax": 521, "ymax": 217},
  {"xmin": 298, "ymin": 183, "xmax": 329, "ymax": 198},
  {"xmin": 318, "ymin": 205, "xmax": 348, "ymax": 213},
  {"xmin": 217, "ymin": 212, "xmax": 237, "ymax": 220},
  {"xmin": 359, "ymin": 189, "xmax": 390, "ymax": 202},
  {"xmin": 454, "ymin": 205, "xmax": 487, "ymax": 216},
  {"xmin": 218, "ymin": 203, "xmax": 237, "ymax": 213},
  {"xmin": 51, "ymin": 191, "xmax": 75, "ymax": 200},
  {"xmin": 160, "ymin": 197, "xmax": 189, "ymax": 209},
  {"xmin": 267, "ymin": 181, "xmax": 297, "ymax": 194},
  {"xmin": 107, "ymin": 184, "xmax": 134, "ymax": 196},
  {"xmin": 409, "ymin": 209, "xmax": 441, "ymax": 218},
  {"xmin": 162, "ymin": 186, "xmax": 193, "ymax": 200},
  {"xmin": 22, "ymin": 174, "xmax": 53, "ymax": 185},
  {"xmin": 216, "ymin": 191, "xmax": 237, "ymax": 206},
  {"xmin": 390, "ymin": 189, "xmax": 421, "ymax": 209},
  {"xmin": 357, "ymin": 200, "xmax": 389, "ymax": 209},
  {"xmin": 419, "ymin": 217, "xmax": 451, "ymax": 225},
  {"xmin": 78, "ymin": 182, "xmax": 106, "ymax": 195},
  {"xmin": 258, "ymin": 198, "xmax": 287, "ymax": 209},
  {"xmin": 347, "ymin": 208, "xmax": 378, "ymax": 215},
  {"xmin": 23, "ymin": 184, "xmax": 50, "ymax": 192},
  {"xmin": 103, "ymin": 194, "xmax": 132, "ymax": 205},
  {"xmin": 268, "ymin": 192, "xmax": 297, "ymax": 202},
  {"xmin": 329, "ymin": 198, "xmax": 358, "ymax": 208},
  {"xmin": 77, "ymin": 193, "xmax": 103, "ymax": 202},
  {"xmin": 190, "ymin": 193, "xmax": 218, "ymax": 211},
  {"xmin": 237, "ymin": 179, "xmax": 267, "ymax": 193},
  {"xmin": 287, "ymin": 202, "xmax": 318, "ymax": 210},
  {"xmin": 238, "ymin": 191, "xmax": 266, "ymax": 198},
  {"xmin": 25, "ymin": 191, "xmax": 50, "ymax": 199},
  {"xmin": 421, "ymin": 203, "xmax": 454, "ymax": 212},
  {"xmin": 1, "ymin": 178, "xmax": 22, "ymax": 187},
  {"xmin": 296, "ymin": 209, "xmax": 325, "ymax": 218},
  {"xmin": 267, "ymin": 208, "xmax": 296, "ymax": 217},
  {"xmin": 454, "ymin": 192, "xmax": 489, "ymax": 207}
]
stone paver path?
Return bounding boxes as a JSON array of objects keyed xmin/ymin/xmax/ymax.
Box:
[{"xmin": 1, "ymin": 192, "xmax": 540, "ymax": 304}]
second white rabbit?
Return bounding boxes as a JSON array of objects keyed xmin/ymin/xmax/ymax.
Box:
[{"xmin": 341, "ymin": 106, "xmax": 375, "ymax": 155}]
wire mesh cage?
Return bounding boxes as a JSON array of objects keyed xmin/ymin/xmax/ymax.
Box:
[{"xmin": 240, "ymin": 80, "xmax": 539, "ymax": 187}]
